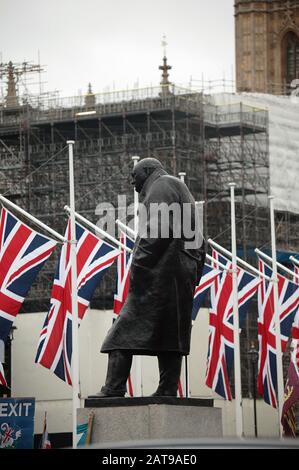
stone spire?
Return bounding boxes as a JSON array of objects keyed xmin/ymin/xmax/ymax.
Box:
[
  {"xmin": 6, "ymin": 61, "xmax": 18, "ymax": 108},
  {"xmin": 84, "ymin": 82, "xmax": 96, "ymax": 108},
  {"xmin": 159, "ymin": 35, "xmax": 172, "ymax": 96}
]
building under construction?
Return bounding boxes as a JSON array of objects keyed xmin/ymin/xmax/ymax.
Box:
[
  {"xmin": 0, "ymin": 57, "xmax": 272, "ymax": 304},
  {"xmin": 1, "ymin": 57, "xmax": 299, "ymax": 398}
]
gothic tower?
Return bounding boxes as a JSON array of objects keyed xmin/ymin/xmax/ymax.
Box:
[{"xmin": 235, "ymin": 0, "xmax": 299, "ymax": 94}]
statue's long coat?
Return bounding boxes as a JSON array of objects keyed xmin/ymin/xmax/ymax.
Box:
[{"xmin": 101, "ymin": 168, "xmax": 206, "ymax": 355}]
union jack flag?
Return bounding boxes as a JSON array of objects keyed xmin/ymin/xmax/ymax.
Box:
[
  {"xmin": 0, "ymin": 361, "xmax": 7, "ymax": 387},
  {"xmin": 0, "ymin": 207, "xmax": 57, "ymax": 343},
  {"xmin": 35, "ymin": 220, "xmax": 119, "ymax": 384},
  {"xmin": 205, "ymin": 249, "xmax": 261, "ymax": 400},
  {"xmin": 192, "ymin": 263, "xmax": 222, "ymax": 321},
  {"xmin": 113, "ymin": 231, "xmax": 135, "ymax": 396},
  {"xmin": 179, "ymin": 259, "xmax": 218, "ymax": 398},
  {"xmin": 257, "ymin": 258, "xmax": 299, "ymax": 408},
  {"xmin": 291, "ymin": 259, "xmax": 299, "ymax": 286},
  {"xmin": 179, "ymin": 261, "xmax": 219, "ymax": 399},
  {"xmin": 291, "ymin": 310, "xmax": 299, "ymax": 372},
  {"xmin": 281, "ymin": 310, "xmax": 299, "ymax": 436},
  {"xmin": 291, "ymin": 263, "xmax": 299, "ymax": 373},
  {"xmin": 113, "ymin": 231, "xmax": 134, "ymax": 319}
]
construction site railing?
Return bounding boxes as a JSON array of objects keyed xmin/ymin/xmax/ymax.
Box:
[
  {"xmin": 0, "ymin": 85, "xmax": 203, "ymax": 126},
  {"xmin": 204, "ymin": 102, "xmax": 267, "ymax": 129},
  {"xmin": 27, "ymin": 130, "xmax": 203, "ymax": 161}
]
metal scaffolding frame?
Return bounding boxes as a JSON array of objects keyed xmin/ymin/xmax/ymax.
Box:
[
  {"xmin": 0, "ymin": 85, "xmax": 280, "ymax": 301},
  {"xmin": 0, "ymin": 86, "xmax": 204, "ymax": 310},
  {"xmin": 2, "ymin": 80, "xmax": 299, "ymax": 397}
]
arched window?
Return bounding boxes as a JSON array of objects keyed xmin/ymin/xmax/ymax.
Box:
[{"xmin": 282, "ymin": 32, "xmax": 299, "ymax": 85}]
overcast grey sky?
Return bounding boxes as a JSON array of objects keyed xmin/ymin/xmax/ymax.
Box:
[{"xmin": 1, "ymin": 0, "xmax": 235, "ymax": 97}]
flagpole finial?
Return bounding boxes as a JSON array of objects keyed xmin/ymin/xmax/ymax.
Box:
[{"xmin": 67, "ymin": 140, "xmax": 75, "ymax": 145}]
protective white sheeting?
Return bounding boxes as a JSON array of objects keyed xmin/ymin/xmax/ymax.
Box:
[{"xmin": 211, "ymin": 92, "xmax": 299, "ymax": 214}]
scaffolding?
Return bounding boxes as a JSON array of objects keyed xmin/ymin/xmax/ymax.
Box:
[
  {"xmin": 0, "ymin": 81, "xmax": 277, "ymax": 306},
  {"xmin": 3, "ymin": 69, "xmax": 299, "ymax": 283},
  {"xmin": 203, "ymin": 99, "xmax": 270, "ymax": 253},
  {"xmin": 2, "ymin": 61, "xmax": 299, "ymax": 397}
]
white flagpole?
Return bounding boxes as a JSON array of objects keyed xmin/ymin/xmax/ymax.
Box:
[
  {"xmin": 117, "ymin": 219, "xmax": 231, "ymax": 273},
  {"xmin": 229, "ymin": 182, "xmax": 243, "ymax": 438},
  {"xmin": 179, "ymin": 171, "xmax": 189, "ymax": 397},
  {"xmin": 290, "ymin": 256, "xmax": 299, "ymax": 269},
  {"xmin": 205, "ymin": 254, "xmax": 230, "ymax": 271},
  {"xmin": 178, "ymin": 172, "xmax": 186, "ymax": 182},
  {"xmin": 64, "ymin": 206, "xmax": 132, "ymax": 253},
  {"xmin": 256, "ymin": 249, "xmax": 299, "ymax": 282},
  {"xmin": 132, "ymin": 156, "xmax": 140, "ymax": 235},
  {"xmin": 269, "ymin": 196, "xmax": 284, "ymax": 438},
  {"xmin": 290, "ymin": 256, "xmax": 299, "ymax": 285},
  {"xmin": 132, "ymin": 155, "xmax": 142, "ymax": 397},
  {"xmin": 0, "ymin": 194, "xmax": 66, "ymax": 243},
  {"xmin": 117, "ymin": 220, "xmax": 232, "ymax": 275},
  {"xmin": 67, "ymin": 141, "xmax": 80, "ymax": 449},
  {"xmin": 116, "ymin": 219, "xmax": 136, "ymax": 239},
  {"xmin": 209, "ymin": 239, "xmax": 271, "ymax": 281}
]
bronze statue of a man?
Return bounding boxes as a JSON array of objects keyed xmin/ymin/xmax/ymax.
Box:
[{"xmin": 96, "ymin": 157, "xmax": 205, "ymax": 397}]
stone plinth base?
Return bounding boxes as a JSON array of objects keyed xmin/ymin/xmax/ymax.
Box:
[{"xmin": 78, "ymin": 397, "xmax": 222, "ymax": 445}]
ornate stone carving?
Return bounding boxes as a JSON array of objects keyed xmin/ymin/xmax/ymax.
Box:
[
  {"xmin": 272, "ymin": 0, "xmax": 299, "ymax": 44},
  {"xmin": 235, "ymin": 0, "xmax": 299, "ymax": 92}
]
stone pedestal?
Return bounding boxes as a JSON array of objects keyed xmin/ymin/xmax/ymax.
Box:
[{"xmin": 78, "ymin": 397, "xmax": 222, "ymax": 445}]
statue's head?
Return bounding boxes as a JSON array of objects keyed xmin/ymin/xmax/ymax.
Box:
[{"xmin": 131, "ymin": 158, "xmax": 163, "ymax": 193}]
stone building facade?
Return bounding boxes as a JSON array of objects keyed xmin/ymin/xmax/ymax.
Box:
[{"xmin": 235, "ymin": 0, "xmax": 299, "ymax": 93}]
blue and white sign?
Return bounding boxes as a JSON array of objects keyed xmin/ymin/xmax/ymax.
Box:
[{"xmin": 0, "ymin": 398, "xmax": 35, "ymax": 449}]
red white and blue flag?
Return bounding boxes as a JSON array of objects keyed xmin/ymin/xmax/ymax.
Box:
[
  {"xmin": 257, "ymin": 258, "xmax": 299, "ymax": 408},
  {"xmin": 0, "ymin": 207, "xmax": 57, "ymax": 343},
  {"xmin": 291, "ymin": 310, "xmax": 299, "ymax": 372},
  {"xmin": 0, "ymin": 361, "xmax": 7, "ymax": 387},
  {"xmin": 113, "ymin": 231, "xmax": 134, "ymax": 396},
  {"xmin": 113, "ymin": 231, "xmax": 134, "ymax": 320},
  {"xmin": 181, "ymin": 261, "xmax": 222, "ymax": 398},
  {"xmin": 290, "ymin": 263, "xmax": 299, "ymax": 374},
  {"xmin": 192, "ymin": 263, "xmax": 222, "ymax": 321},
  {"xmin": 291, "ymin": 259, "xmax": 299, "ymax": 285},
  {"xmin": 281, "ymin": 310, "xmax": 299, "ymax": 436},
  {"xmin": 35, "ymin": 220, "xmax": 119, "ymax": 384},
  {"xmin": 205, "ymin": 249, "xmax": 261, "ymax": 400}
]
